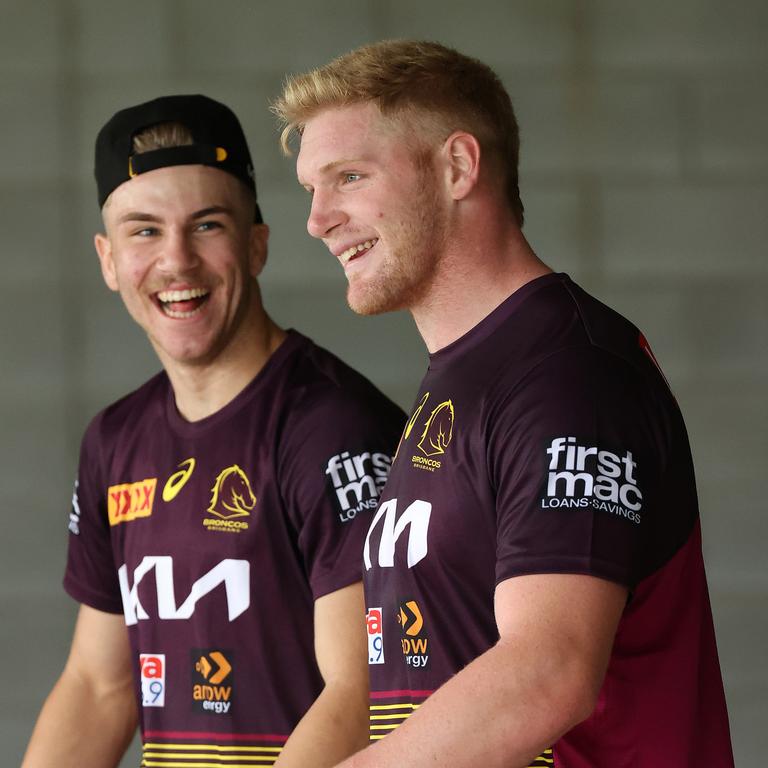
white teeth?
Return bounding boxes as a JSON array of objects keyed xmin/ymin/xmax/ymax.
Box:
[
  {"xmin": 157, "ymin": 287, "xmax": 209, "ymax": 303},
  {"xmin": 163, "ymin": 307, "xmax": 203, "ymax": 319},
  {"xmin": 340, "ymin": 238, "xmax": 378, "ymax": 264}
]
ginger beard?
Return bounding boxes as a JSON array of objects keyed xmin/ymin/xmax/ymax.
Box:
[{"xmin": 345, "ymin": 159, "xmax": 448, "ymax": 317}]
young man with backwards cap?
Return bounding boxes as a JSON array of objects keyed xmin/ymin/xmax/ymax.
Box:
[
  {"xmin": 23, "ymin": 94, "xmax": 404, "ymax": 768},
  {"xmin": 274, "ymin": 40, "xmax": 734, "ymax": 767}
]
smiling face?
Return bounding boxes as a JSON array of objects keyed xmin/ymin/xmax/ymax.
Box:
[
  {"xmin": 95, "ymin": 164, "xmax": 267, "ymax": 371},
  {"xmin": 296, "ymin": 102, "xmax": 449, "ymax": 315}
]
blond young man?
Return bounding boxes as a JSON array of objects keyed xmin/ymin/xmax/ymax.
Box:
[
  {"xmin": 274, "ymin": 40, "xmax": 733, "ymax": 768},
  {"xmin": 23, "ymin": 94, "xmax": 403, "ymax": 768}
]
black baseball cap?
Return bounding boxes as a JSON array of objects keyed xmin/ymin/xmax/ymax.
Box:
[{"xmin": 94, "ymin": 94, "xmax": 262, "ymax": 222}]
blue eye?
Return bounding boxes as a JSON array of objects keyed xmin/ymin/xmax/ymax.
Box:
[
  {"xmin": 196, "ymin": 221, "xmax": 221, "ymax": 232},
  {"xmin": 136, "ymin": 227, "xmax": 157, "ymax": 237},
  {"xmin": 344, "ymin": 173, "xmax": 362, "ymax": 183}
]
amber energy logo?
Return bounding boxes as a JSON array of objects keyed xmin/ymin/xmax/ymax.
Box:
[
  {"xmin": 162, "ymin": 458, "xmax": 195, "ymax": 502},
  {"xmin": 398, "ymin": 600, "xmax": 429, "ymax": 669},
  {"xmin": 107, "ymin": 478, "xmax": 157, "ymax": 526},
  {"xmin": 204, "ymin": 465, "xmax": 256, "ymax": 533},
  {"xmin": 192, "ymin": 650, "xmax": 233, "ymax": 715}
]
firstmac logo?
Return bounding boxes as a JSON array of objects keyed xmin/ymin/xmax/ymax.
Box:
[
  {"xmin": 541, "ymin": 436, "xmax": 643, "ymax": 524},
  {"xmin": 326, "ymin": 451, "xmax": 391, "ymax": 523}
]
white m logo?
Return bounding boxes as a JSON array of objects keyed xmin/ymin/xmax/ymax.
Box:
[
  {"xmin": 364, "ymin": 498, "xmax": 432, "ymax": 570},
  {"xmin": 118, "ymin": 556, "xmax": 250, "ymax": 626}
]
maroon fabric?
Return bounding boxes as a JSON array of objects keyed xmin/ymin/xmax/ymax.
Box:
[
  {"xmin": 363, "ymin": 274, "xmax": 733, "ymax": 766},
  {"xmin": 64, "ymin": 330, "xmax": 404, "ymax": 757}
]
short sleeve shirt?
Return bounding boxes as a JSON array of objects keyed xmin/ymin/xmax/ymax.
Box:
[
  {"xmin": 64, "ymin": 330, "xmax": 405, "ymax": 765},
  {"xmin": 362, "ymin": 274, "xmax": 733, "ymax": 767}
]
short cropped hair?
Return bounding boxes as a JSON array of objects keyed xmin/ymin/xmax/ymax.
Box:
[
  {"xmin": 132, "ymin": 121, "xmax": 194, "ymax": 153},
  {"xmin": 273, "ymin": 40, "xmax": 524, "ymax": 226}
]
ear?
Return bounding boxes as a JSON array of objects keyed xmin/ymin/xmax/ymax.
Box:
[
  {"xmin": 248, "ymin": 223, "xmax": 270, "ymax": 278},
  {"xmin": 94, "ymin": 232, "xmax": 119, "ymax": 291},
  {"xmin": 441, "ymin": 131, "xmax": 481, "ymax": 201}
]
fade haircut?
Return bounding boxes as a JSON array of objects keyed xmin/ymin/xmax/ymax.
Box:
[{"xmin": 273, "ymin": 39, "xmax": 524, "ymax": 226}]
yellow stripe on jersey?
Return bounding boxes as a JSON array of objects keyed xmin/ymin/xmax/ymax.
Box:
[
  {"xmin": 367, "ymin": 702, "xmax": 554, "ymax": 767},
  {"xmin": 141, "ymin": 742, "xmax": 282, "ymax": 767},
  {"xmin": 144, "ymin": 744, "xmax": 282, "ymax": 752},
  {"xmin": 528, "ymin": 748, "xmax": 555, "ymax": 767},
  {"xmin": 368, "ymin": 700, "xmax": 422, "ymax": 741},
  {"xmin": 369, "ymin": 701, "xmax": 422, "ymax": 710}
]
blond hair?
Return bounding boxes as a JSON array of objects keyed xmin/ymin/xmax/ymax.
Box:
[
  {"xmin": 132, "ymin": 121, "xmax": 194, "ymax": 153},
  {"xmin": 273, "ymin": 40, "xmax": 524, "ymax": 225}
]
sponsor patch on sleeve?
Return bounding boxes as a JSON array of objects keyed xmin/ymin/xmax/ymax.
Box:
[
  {"xmin": 325, "ymin": 451, "xmax": 392, "ymax": 523},
  {"xmin": 540, "ymin": 436, "xmax": 643, "ymax": 524}
]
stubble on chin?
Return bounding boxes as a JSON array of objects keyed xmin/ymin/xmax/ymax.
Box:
[{"xmin": 347, "ymin": 182, "xmax": 446, "ymax": 316}]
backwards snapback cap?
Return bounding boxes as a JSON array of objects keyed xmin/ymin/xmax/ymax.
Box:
[{"xmin": 95, "ymin": 94, "xmax": 262, "ymax": 222}]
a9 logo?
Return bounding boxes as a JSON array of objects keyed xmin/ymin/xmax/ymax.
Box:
[
  {"xmin": 366, "ymin": 607, "xmax": 385, "ymax": 665},
  {"xmin": 140, "ymin": 653, "xmax": 166, "ymax": 707}
]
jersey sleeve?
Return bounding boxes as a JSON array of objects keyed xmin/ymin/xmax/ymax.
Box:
[
  {"xmin": 278, "ymin": 389, "xmax": 404, "ymax": 600},
  {"xmin": 63, "ymin": 417, "xmax": 124, "ymax": 613},
  {"xmin": 489, "ymin": 345, "xmax": 669, "ymax": 590}
]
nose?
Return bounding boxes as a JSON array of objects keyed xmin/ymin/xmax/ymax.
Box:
[
  {"xmin": 157, "ymin": 229, "xmax": 199, "ymax": 273},
  {"xmin": 306, "ymin": 189, "xmax": 346, "ymax": 240}
]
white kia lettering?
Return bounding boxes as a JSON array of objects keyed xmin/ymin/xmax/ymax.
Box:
[
  {"xmin": 118, "ymin": 556, "xmax": 250, "ymax": 626},
  {"xmin": 364, "ymin": 498, "xmax": 432, "ymax": 570}
]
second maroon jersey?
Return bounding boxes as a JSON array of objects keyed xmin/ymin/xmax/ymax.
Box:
[{"xmin": 363, "ymin": 274, "xmax": 733, "ymax": 767}]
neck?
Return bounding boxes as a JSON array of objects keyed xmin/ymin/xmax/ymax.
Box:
[
  {"xmin": 411, "ymin": 213, "xmax": 551, "ymax": 353},
  {"xmin": 161, "ymin": 303, "xmax": 287, "ymax": 422}
]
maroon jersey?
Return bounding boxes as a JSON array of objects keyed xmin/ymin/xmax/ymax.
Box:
[
  {"xmin": 363, "ymin": 274, "xmax": 733, "ymax": 767},
  {"xmin": 64, "ymin": 330, "xmax": 404, "ymax": 766}
]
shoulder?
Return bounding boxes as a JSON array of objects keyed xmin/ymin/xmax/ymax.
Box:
[
  {"xmin": 81, "ymin": 371, "xmax": 169, "ymax": 454},
  {"xmin": 280, "ymin": 332, "xmax": 405, "ymax": 427},
  {"xmin": 482, "ymin": 276, "xmax": 672, "ymax": 418}
]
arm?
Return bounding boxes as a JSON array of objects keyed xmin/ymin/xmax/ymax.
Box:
[
  {"xmin": 22, "ymin": 604, "xmax": 138, "ymax": 768},
  {"xmin": 336, "ymin": 573, "xmax": 627, "ymax": 768},
  {"xmin": 274, "ymin": 581, "xmax": 370, "ymax": 768}
]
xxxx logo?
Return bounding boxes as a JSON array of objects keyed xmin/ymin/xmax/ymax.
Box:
[
  {"xmin": 395, "ymin": 392, "xmax": 455, "ymax": 472},
  {"xmin": 204, "ymin": 465, "xmax": 256, "ymax": 533},
  {"xmin": 107, "ymin": 479, "xmax": 157, "ymax": 526},
  {"xmin": 162, "ymin": 458, "xmax": 195, "ymax": 502}
]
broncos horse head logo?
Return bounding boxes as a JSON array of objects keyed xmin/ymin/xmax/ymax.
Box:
[
  {"xmin": 417, "ymin": 400, "xmax": 455, "ymax": 457},
  {"xmin": 207, "ymin": 465, "xmax": 257, "ymax": 519}
]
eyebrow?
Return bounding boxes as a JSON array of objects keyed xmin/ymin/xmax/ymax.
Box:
[
  {"xmin": 191, "ymin": 205, "xmax": 236, "ymax": 220},
  {"xmin": 298, "ymin": 157, "xmax": 372, "ymax": 189},
  {"xmin": 116, "ymin": 205, "xmax": 236, "ymax": 225}
]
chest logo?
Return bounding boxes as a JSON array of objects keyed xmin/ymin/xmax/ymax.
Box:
[
  {"xmin": 204, "ymin": 465, "xmax": 256, "ymax": 533},
  {"xmin": 208, "ymin": 465, "xmax": 256, "ymax": 519},
  {"xmin": 417, "ymin": 400, "xmax": 455, "ymax": 458},
  {"xmin": 162, "ymin": 458, "xmax": 196, "ymax": 502}
]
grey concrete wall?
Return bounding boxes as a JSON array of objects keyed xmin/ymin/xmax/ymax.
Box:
[{"xmin": 1, "ymin": 1, "xmax": 765, "ymax": 765}]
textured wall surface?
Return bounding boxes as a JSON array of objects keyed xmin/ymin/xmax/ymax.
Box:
[{"xmin": 1, "ymin": 1, "xmax": 766, "ymax": 765}]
